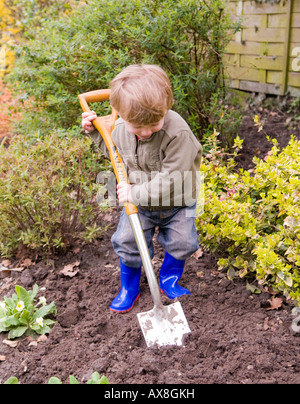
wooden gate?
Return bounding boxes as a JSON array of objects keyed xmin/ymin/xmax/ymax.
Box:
[{"xmin": 225, "ymin": 0, "xmax": 300, "ymax": 96}]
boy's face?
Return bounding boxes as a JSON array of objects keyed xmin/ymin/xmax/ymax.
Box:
[{"xmin": 124, "ymin": 118, "xmax": 165, "ymax": 139}]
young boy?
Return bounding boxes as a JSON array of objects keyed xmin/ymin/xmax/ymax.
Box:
[{"xmin": 82, "ymin": 64, "xmax": 202, "ymax": 313}]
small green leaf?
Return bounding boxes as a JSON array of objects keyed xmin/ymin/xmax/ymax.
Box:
[
  {"xmin": 8, "ymin": 325, "xmax": 28, "ymax": 339},
  {"xmin": 87, "ymin": 372, "xmax": 109, "ymax": 384},
  {"xmin": 5, "ymin": 315, "xmax": 20, "ymax": 327},
  {"xmin": 33, "ymin": 301, "xmax": 57, "ymax": 321},
  {"xmin": 4, "ymin": 377, "xmax": 19, "ymax": 384},
  {"xmin": 0, "ymin": 306, "xmax": 6, "ymax": 320},
  {"xmin": 227, "ymin": 266, "xmax": 236, "ymax": 280},
  {"xmin": 98, "ymin": 375, "xmax": 110, "ymax": 384},
  {"xmin": 48, "ymin": 377, "xmax": 63, "ymax": 385},
  {"xmin": 15, "ymin": 286, "xmax": 31, "ymax": 307},
  {"xmin": 69, "ymin": 375, "xmax": 79, "ymax": 384},
  {"xmin": 36, "ymin": 325, "xmax": 51, "ymax": 335},
  {"xmin": 246, "ymin": 282, "xmax": 261, "ymax": 295},
  {"xmin": 29, "ymin": 284, "xmax": 39, "ymax": 302}
]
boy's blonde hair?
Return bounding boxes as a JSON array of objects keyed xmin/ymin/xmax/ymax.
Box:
[{"xmin": 109, "ymin": 64, "xmax": 174, "ymax": 126}]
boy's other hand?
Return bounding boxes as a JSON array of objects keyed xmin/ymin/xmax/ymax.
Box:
[
  {"xmin": 82, "ymin": 111, "xmax": 97, "ymax": 133},
  {"xmin": 117, "ymin": 182, "xmax": 133, "ymax": 204}
]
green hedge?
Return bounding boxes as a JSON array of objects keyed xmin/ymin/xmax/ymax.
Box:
[
  {"xmin": 0, "ymin": 132, "xmax": 106, "ymax": 257},
  {"xmin": 196, "ymin": 132, "xmax": 300, "ymax": 304},
  {"xmin": 9, "ymin": 0, "xmax": 239, "ymax": 142}
]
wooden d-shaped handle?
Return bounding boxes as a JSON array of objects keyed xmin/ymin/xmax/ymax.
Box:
[{"xmin": 79, "ymin": 89, "xmax": 138, "ymax": 216}]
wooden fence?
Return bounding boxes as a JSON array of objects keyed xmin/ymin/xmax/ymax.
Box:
[{"xmin": 225, "ymin": 0, "xmax": 300, "ymax": 96}]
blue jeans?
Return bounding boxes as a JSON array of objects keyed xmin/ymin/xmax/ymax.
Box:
[{"xmin": 111, "ymin": 204, "xmax": 199, "ymax": 268}]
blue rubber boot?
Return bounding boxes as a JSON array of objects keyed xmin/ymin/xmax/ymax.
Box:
[
  {"xmin": 110, "ymin": 260, "xmax": 141, "ymax": 313},
  {"xmin": 159, "ymin": 252, "xmax": 191, "ymax": 299}
]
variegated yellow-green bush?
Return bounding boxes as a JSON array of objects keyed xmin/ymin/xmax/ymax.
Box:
[{"xmin": 197, "ymin": 132, "xmax": 300, "ymax": 304}]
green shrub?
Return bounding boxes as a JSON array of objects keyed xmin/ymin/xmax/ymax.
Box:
[
  {"xmin": 196, "ymin": 132, "xmax": 300, "ymax": 304},
  {"xmin": 9, "ymin": 0, "xmax": 239, "ymax": 143},
  {"xmin": 0, "ymin": 131, "xmax": 106, "ymax": 257}
]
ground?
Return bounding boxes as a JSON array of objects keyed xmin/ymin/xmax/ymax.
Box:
[{"xmin": 0, "ymin": 87, "xmax": 300, "ymax": 384}]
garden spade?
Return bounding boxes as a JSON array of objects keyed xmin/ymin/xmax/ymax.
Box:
[{"xmin": 78, "ymin": 89, "xmax": 191, "ymax": 347}]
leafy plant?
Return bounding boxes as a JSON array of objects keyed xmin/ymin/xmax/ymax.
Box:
[
  {"xmin": 0, "ymin": 284, "xmax": 56, "ymax": 339},
  {"xmin": 8, "ymin": 0, "xmax": 240, "ymax": 144},
  {"xmin": 287, "ymin": 96, "xmax": 300, "ymax": 129},
  {"xmin": 0, "ymin": 131, "xmax": 107, "ymax": 257},
  {"xmin": 197, "ymin": 128, "xmax": 300, "ymax": 304},
  {"xmin": 205, "ymin": 90, "xmax": 242, "ymax": 149},
  {"xmin": 48, "ymin": 372, "xmax": 110, "ymax": 385},
  {"xmin": 3, "ymin": 372, "xmax": 109, "ymax": 384},
  {"xmin": 3, "ymin": 377, "xmax": 19, "ymax": 384}
]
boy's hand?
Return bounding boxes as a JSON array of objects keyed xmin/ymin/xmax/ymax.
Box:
[
  {"xmin": 82, "ymin": 111, "xmax": 97, "ymax": 133},
  {"xmin": 117, "ymin": 182, "xmax": 133, "ymax": 204}
]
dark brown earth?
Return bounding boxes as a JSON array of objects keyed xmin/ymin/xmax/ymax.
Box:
[{"xmin": 0, "ymin": 93, "xmax": 300, "ymax": 385}]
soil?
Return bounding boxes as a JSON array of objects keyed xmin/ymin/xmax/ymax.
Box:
[{"xmin": 0, "ymin": 89, "xmax": 300, "ymax": 385}]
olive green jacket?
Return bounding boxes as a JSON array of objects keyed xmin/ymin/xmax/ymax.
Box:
[{"xmin": 89, "ymin": 110, "xmax": 202, "ymax": 210}]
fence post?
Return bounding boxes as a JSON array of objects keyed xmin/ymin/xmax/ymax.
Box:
[{"xmin": 281, "ymin": 0, "xmax": 293, "ymax": 95}]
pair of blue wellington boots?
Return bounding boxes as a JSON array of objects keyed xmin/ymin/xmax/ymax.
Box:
[{"xmin": 110, "ymin": 252, "xmax": 190, "ymax": 313}]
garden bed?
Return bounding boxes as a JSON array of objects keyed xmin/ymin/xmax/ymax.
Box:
[{"xmin": 0, "ymin": 102, "xmax": 300, "ymax": 385}]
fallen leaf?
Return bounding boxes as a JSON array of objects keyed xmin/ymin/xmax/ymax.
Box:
[
  {"xmin": 7, "ymin": 267, "xmax": 25, "ymax": 272},
  {"xmin": 0, "ymin": 264, "xmax": 10, "ymax": 278},
  {"xmin": 192, "ymin": 247, "xmax": 203, "ymax": 259},
  {"xmin": 2, "ymin": 339, "xmax": 18, "ymax": 348},
  {"xmin": 0, "ymin": 263, "xmax": 25, "ymax": 279},
  {"xmin": 103, "ymin": 213, "xmax": 113, "ymax": 221},
  {"xmin": 266, "ymin": 297, "xmax": 283, "ymax": 311},
  {"xmin": 28, "ymin": 341, "xmax": 38, "ymax": 347},
  {"xmin": 1, "ymin": 260, "xmax": 11, "ymax": 267},
  {"xmin": 37, "ymin": 334, "xmax": 48, "ymax": 343},
  {"xmin": 60, "ymin": 260, "xmax": 80, "ymax": 277},
  {"xmin": 246, "ymin": 282, "xmax": 261, "ymax": 294},
  {"xmin": 0, "ymin": 355, "xmax": 6, "ymax": 361},
  {"xmin": 263, "ymin": 317, "xmax": 270, "ymax": 331},
  {"xmin": 264, "ymin": 285, "xmax": 277, "ymax": 295},
  {"xmin": 285, "ymin": 116, "xmax": 292, "ymax": 126},
  {"xmin": 21, "ymin": 360, "xmax": 27, "ymax": 373},
  {"xmin": 19, "ymin": 258, "xmax": 35, "ymax": 268}
]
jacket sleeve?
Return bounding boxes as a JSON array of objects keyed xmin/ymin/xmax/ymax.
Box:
[{"xmin": 86, "ymin": 129, "xmax": 110, "ymax": 159}]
